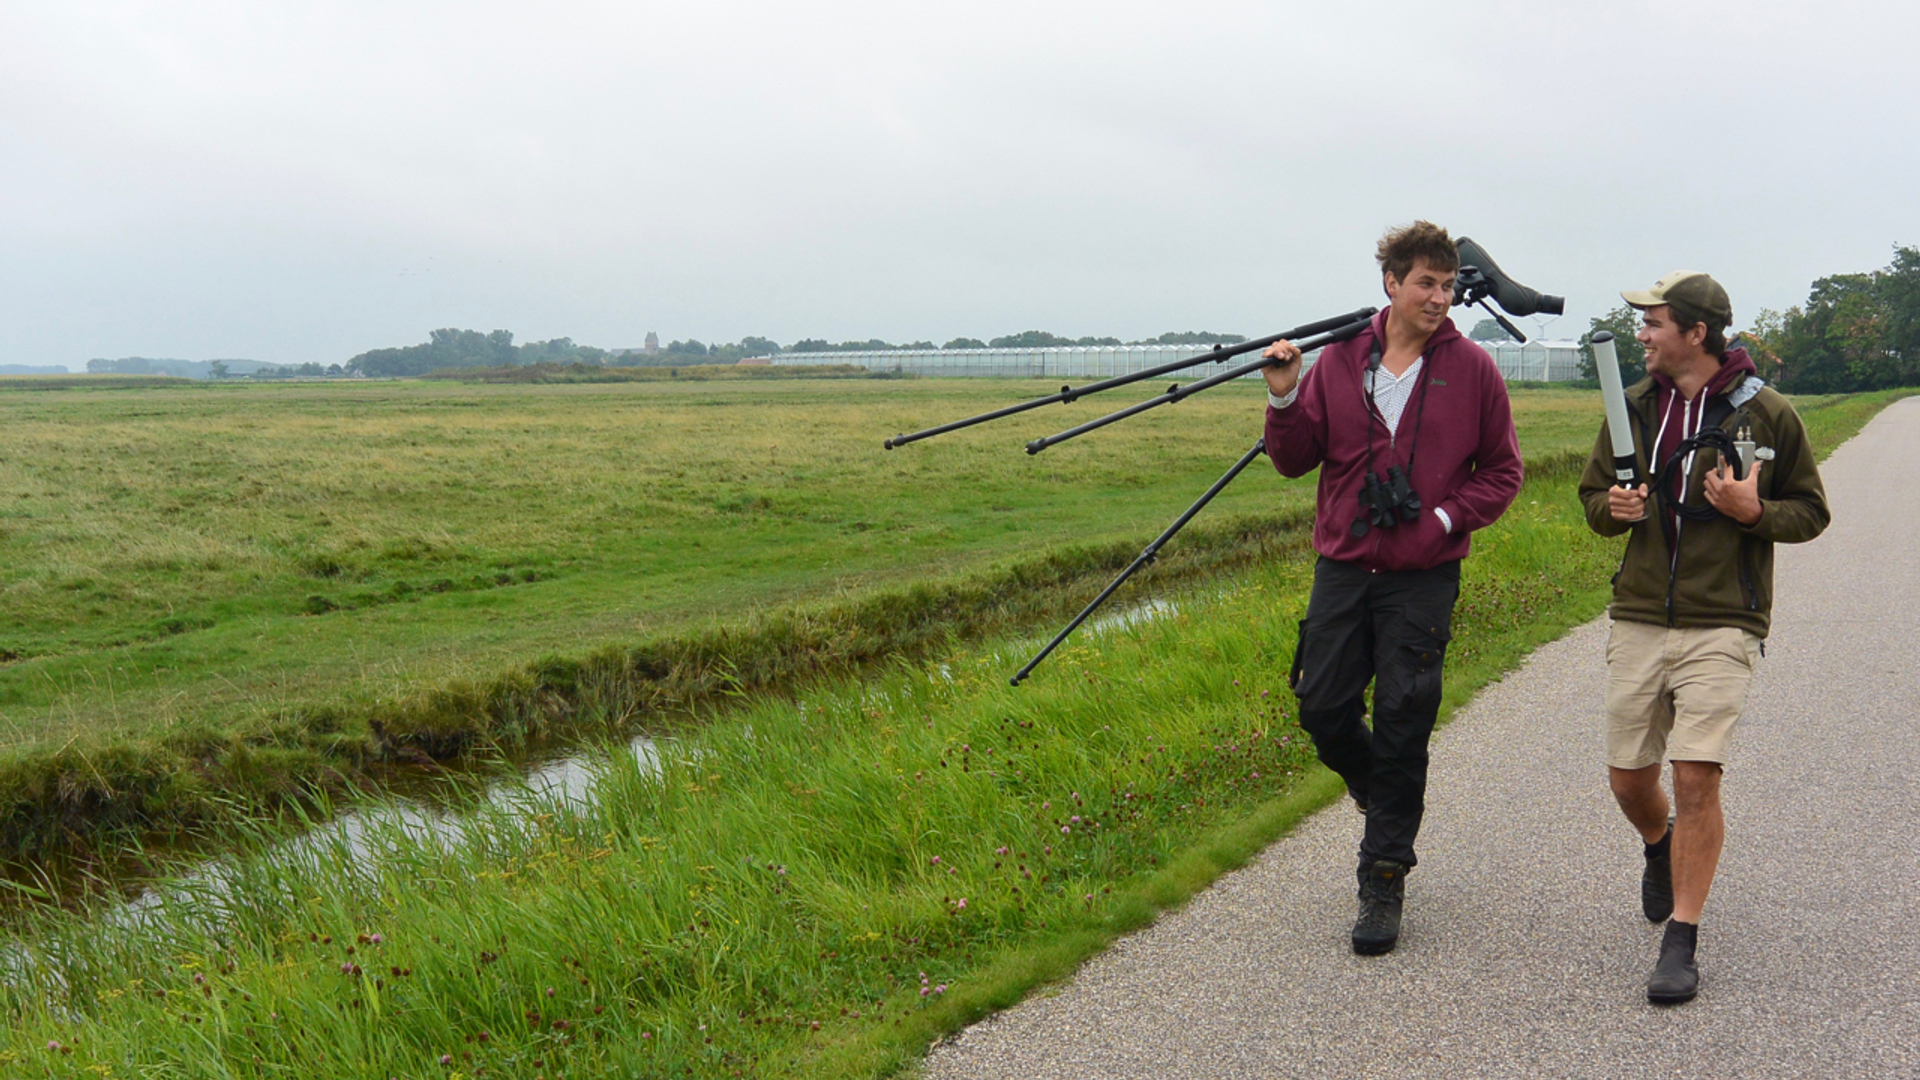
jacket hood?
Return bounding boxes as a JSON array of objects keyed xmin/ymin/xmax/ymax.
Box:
[
  {"xmin": 1647, "ymin": 346, "xmax": 1758, "ymax": 399},
  {"xmin": 1361, "ymin": 308, "xmax": 1465, "ymax": 355}
]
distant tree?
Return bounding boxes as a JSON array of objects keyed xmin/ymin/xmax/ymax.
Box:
[
  {"xmin": 1767, "ymin": 247, "xmax": 1920, "ymax": 393},
  {"xmin": 989, "ymin": 330, "xmax": 1075, "ymax": 348},
  {"xmin": 208, "ymin": 360, "xmax": 230, "ymax": 379},
  {"xmin": 1074, "ymin": 336, "xmax": 1124, "ymax": 346},
  {"xmin": 665, "ymin": 339, "xmax": 708, "ymax": 356},
  {"xmin": 942, "ymin": 337, "xmax": 987, "ymax": 349},
  {"xmin": 787, "ymin": 339, "xmax": 835, "ymax": 353},
  {"xmin": 1577, "ymin": 304, "xmax": 1647, "ymax": 386},
  {"xmin": 1736, "ymin": 308, "xmax": 1790, "ymax": 385},
  {"xmin": 1468, "ymin": 319, "xmax": 1508, "ymax": 342},
  {"xmin": 348, "ymin": 327, "xmax": 566, "ymax": 375},
  {"xmin": 326, "ymin": 364, "xmax": 344, "ymax": 377},
  {"xmin": 1143, "ymin": 330, "xmax": 1247, "ymax": 345},
  {"xmin": 89, "ymin": 357, "xmax": 154, "ymax": 374},
  {"xmin": 738, "ymin": 336, "xmax": 781, "ymax": 356}
]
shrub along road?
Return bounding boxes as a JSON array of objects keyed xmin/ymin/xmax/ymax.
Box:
[{"xmin": 925, "ymin": 396, "xmax": 1920, "ymax": 1079}]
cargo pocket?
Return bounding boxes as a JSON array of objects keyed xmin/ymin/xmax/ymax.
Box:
[
  {"xmin": 1287, "ymin": 618, "xmax": 1309, "ymax": 693},
  {"xmin": 1387, "ymin": 608, "xmax": 1452, "ymax": 716}
]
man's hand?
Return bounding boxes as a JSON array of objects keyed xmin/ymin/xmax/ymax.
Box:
[
  {"xmin": 1609, "ymin": 483, "xmax": 1650, "ymax": 523},
  {"xmin": 1704, "ymin": 457, "xmax": 1763, "ymax": 526},
  {"xmin": 1261, "ymin": 340, "xmax": 1304, "ymax": 399}
]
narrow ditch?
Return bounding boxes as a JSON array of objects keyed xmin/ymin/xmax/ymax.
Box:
[
  {"xmin": 1, "ymin": 449, "xmax": 1591, "ymax": 912},
  {"xmin": 0, "ymin": 501, "xmax": 1320, "ymax": 912}
]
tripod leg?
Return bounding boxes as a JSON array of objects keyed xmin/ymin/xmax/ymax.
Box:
[{"xmin": 1011, "ymin": 439, "xmax": 1269, "ymax": 685}]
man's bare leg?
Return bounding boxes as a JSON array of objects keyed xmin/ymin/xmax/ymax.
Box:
[
  {"xmin": 1609, "ymin": 763, "xmax": 1671, "ymax": 844},
  {"xmin": 1670, "ymin": 760, "xmax": 1725, "ymax": 924}
]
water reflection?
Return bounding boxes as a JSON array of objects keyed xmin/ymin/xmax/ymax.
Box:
[
  {"xmin": 1087, "ymin": 598, "xmax": 1178, "ymax": 635},
  {"xmin": 116, "ymin": 734, "xmax": 661, "ymax": 930}
]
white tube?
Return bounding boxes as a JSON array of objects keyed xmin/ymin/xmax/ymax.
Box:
[{"xmin": 1592, "ymin": 331, "xmax": 1638, "ymax": 487}]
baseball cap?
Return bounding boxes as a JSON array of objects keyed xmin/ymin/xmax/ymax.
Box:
[{"xmin": 1621, "ymin": 271, "xmax": 1732, "ymax": 328}]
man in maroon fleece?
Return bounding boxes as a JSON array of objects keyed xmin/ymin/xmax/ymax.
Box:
[{"xmin": 1260, "ymin": 221, "xmax": 1524, "ymax": 954}]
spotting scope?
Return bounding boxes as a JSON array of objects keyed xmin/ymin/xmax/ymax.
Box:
[{"xmin": 1454, "ymin": 236, "xmax": 1565, "ymax": 342}]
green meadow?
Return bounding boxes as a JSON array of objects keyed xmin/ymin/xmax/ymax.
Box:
[
  {"xmin": 0, "ymin": 373, "xmax": 1902, "ymax": 1078},
  {"xmin": 1, "ymin": 373, "xmax": 1621, "ymax": 856},
  {"xmin": 0, "ymin": 383, "xmax": 1900, "ymax": 1079}
]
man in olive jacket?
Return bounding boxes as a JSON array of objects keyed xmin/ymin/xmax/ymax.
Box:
[{"xmin": 1579, "ymin": 271, "xmax": 1829, "ymax": 1005}]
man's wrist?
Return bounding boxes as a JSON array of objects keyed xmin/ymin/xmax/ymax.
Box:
[{"xmin": 1434, "ymin": 506, "xmax": 1454, "ymax": 534}]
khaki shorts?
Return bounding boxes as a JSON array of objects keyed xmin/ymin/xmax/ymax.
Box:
[{"xmin": 1604, "ymin": 620, "xmax": 1761, "ymax": 769}]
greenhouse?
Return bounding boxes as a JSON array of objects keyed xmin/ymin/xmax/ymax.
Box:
[
  {"xmin": 766, "ymin": 343, "xmax": 1248, "ymax": 380},
  {"xmin": 1479, "ymin": 339, "xmax": 1584, "ymax": 382},
  {"xmin": 763, "ymin": 338, "xmax": 1586, "ymax": 382}
]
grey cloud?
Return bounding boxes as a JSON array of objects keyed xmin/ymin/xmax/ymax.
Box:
[{"xmin": 2, "ymin": 0, "xmax": 1916, "ymax": 365}]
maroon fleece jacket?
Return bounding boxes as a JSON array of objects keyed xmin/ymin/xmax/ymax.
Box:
[{"xmin": 1265, "ymin": 310, "xmax": 1523, "ymax": 572}]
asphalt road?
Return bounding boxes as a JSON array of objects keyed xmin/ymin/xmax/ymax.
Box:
[{"xmin": 923, "ymin": 396, "xmax": 1920, "ymax": 1080}]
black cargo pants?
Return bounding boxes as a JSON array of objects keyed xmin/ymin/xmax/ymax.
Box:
[{"xmin": 1289, "ymin": 556, "xmax": 1459, "ymax": 871}]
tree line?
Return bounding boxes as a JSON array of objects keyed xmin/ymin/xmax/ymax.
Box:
[
  {"xmin": 342, "ymin": 328, "xmax": 1250, "ymax": 376},
  {"xmin": 1577, "ymin": 246, "xmax": 1920, "ymax": 393}
]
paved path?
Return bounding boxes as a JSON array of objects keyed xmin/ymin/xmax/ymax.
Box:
[{"xmin": 925, "ymin": 396, "xmax": 1920, "ymax": 1079}]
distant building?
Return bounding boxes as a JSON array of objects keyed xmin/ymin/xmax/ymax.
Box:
[
  {"xmin": 645, "ymin": 332, "xmax": 660, "ymax": 356},
  {"xmin": 1477, "ymin": 339, "xmax": 1583, "ymax": 382},
  {"xmin": 764, "ymin": 339, "xmax": 1587, "ymax": 382}
]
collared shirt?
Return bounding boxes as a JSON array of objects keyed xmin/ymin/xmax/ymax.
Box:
[
  {"xmin": 1269, "ymin": 357, "xmax": 1424, "ymax": 439},
  {"xmin": 1363, "ymin": 357, "xmax": 1424, "ymax": 440}
]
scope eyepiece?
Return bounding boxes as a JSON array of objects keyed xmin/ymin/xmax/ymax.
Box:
[{"xmin": 1455, "ymin": 237, "xmax": 1564, "ymax": 317}]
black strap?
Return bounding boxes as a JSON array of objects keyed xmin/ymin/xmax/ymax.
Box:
[
  {"xmin": 1360, "ymin": 338, "xmax": 1434, "ymax": 478},
  {"xmin": 1651, "ymin": 391, "xmax": 1748, "ymax": 537}
]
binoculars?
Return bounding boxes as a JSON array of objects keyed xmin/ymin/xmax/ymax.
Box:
[{"xmin": 1353, "ymin": 465, "xmax": 1423, "ymax": 537}]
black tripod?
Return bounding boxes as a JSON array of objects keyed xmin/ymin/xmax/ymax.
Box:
[
  {"xmin": 1009, "ymin": 437, "xmax": 1270, "ymax": 685},
  {"xmin": 885, "ymin": 312, "xmax": 1372, "ymax": 685},
  {"xmin": 884, "ymin": 236, "xmax": 1561, "ymax": 685}
]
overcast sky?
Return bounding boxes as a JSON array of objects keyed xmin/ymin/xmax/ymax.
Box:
[{"xmin": 4, "ymin": 0, "xmax": 1917, "ymax": 366}]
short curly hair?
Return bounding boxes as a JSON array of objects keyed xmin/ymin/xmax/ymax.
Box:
[{"xmin": 1376, "ymin": 220, "xmax": 1459, "ymax": 282}]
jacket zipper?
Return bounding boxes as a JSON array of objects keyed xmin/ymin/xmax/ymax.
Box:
[{"xmin": 1665, "ymin": 534, "xmax": 1679, "ymax": 626}]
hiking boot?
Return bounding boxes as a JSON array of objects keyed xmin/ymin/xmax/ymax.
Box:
[
  {"xmin": 1351, "ymin": 860, "xmax": 1406, "ymax": 955},
  {"xmin": 1642, "ymin": 820, "xmax": 1674, "ymax": 923},
  {"xmin": 1647, "ymin": 920, "xmax": 1699, "ymax": 1005}
]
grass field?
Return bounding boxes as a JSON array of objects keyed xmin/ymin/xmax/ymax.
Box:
[
  {"xmin": 0, "ymin": 385, "xmax": 1902, "ymax": 1079},
  {"xmin": 0, "ymin": 461, "xmax": 1624, "ymax": 1076},
  {"xmin": 0, "ymin": 381, "xmax": 1902, "ymax": 1078},
  {"xmin": 0, "ymin": 374, "xmax": 1626, "ymax": 855}
]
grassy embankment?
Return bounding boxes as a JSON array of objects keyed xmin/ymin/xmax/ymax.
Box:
[
  {"xmin": 1, "ymin": 374, "xmax": 1610, "ymax": 861},
  {"xmin": 0, "ymin": 388, "xmax": 1904, "ymax": 1079}
]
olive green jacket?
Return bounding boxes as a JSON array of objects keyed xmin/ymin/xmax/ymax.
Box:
[{"xmin": 1578, "ymin": 376, "xmax": 1830, "ymax": 638}]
